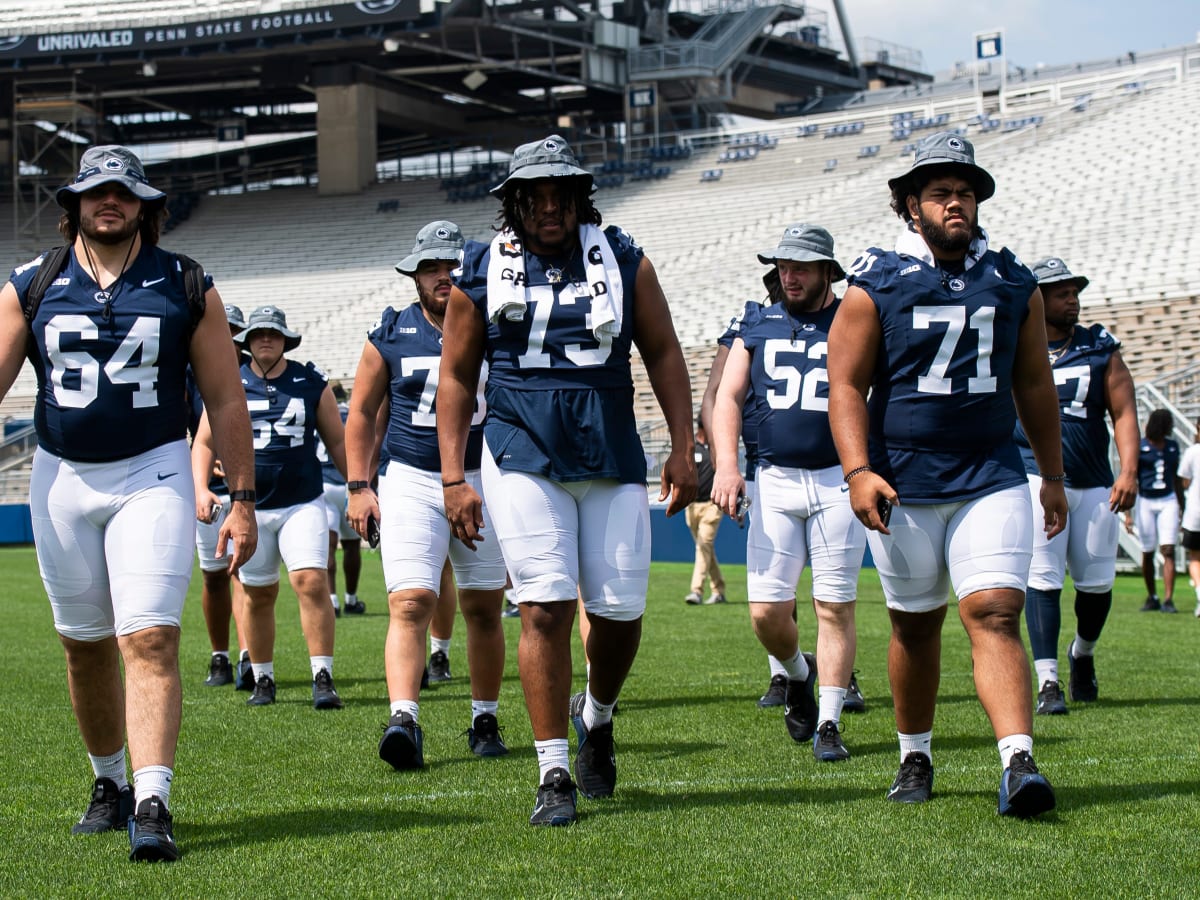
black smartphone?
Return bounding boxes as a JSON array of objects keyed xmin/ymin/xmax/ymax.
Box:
[
  {"xmin": 877, "ymin": 497, "xmax": 893, "ymax": 528},
  {"xmin": 366, "ymin": 515, "xmax": 380, "ymax": 549}
]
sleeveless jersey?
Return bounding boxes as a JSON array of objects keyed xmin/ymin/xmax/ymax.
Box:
[
  {"xmin": 242, "ymin": 358, "xmax": 327, "ymax": 509},
  {"xmin": 1138, "ymin": 437, "xmax": 1181, "ymax": 498},
  {"xmin": 316, "ymin": 402, "xmax": 349, "ymax": 485},
  {"xmin": 9, "ymin": 244, "xmax": 213, "ymax": 462},
  {"xmin": 718, "ymin": 299, "xmax": 766, "ymax": 477},
  {"xmin": 456, "ymin": 226, "xmax": 646, "ymax": 483},
  {"xmin": 742, "ymin": 299, "xmax": 839, "ymax": 470},
  {"xmin": 846, "ymin": 244, "xmax": 1036, "ymax": 503},
  {"xmin": 368, "ymin": 302, "xmax": 486, "ymax": 473},
  {"xmin": 1014, "ymin": 323, "xmax": 1118, "ymax": 488}
]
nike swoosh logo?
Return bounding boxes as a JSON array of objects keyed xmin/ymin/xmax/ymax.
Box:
[
  {"xmin": 157, "ymin": 472, "xmax": 176, "ymax": 481},
  {"xmin": 142, "ymin": 277, "xmax": 166, "ymax": 287},
  {"xmin": 292, "ymin": 377, "xmax": 305, "ymax": 383},
  {"xmin": 840, "ymin": 484, "xmax": 849, "ymax": 492}
]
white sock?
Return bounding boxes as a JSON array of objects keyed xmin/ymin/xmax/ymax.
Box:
[
  {"xmin": 430, "ymin": 636, "xmax": 451, "ymax": 656},
  {"xmin": 818, "ymin": 686, "xmax": 846, "ymax": 726},
  {"xmin": 89, "ymin": 748, "xmax": 128, "ymax": 789},
  {"xmin": 252, "ymin": 661, "xmax": 274, "ymax": 682},
  {"xmin": 345, "ymin": 592, "xmax": 358, "ymax": 605},
  {"xmin": 472, "ymin": 699, "xmax": 499, "ymax": 722},
  {"xmin": 1071, "ymin": 636, "xmax": 1097, "ymax": 657},
  {"xmin": 535, "ymin": 738, "xmax": 570, "ymax": 782},
  {"xmin": 780, "ymin": 649, "xmax": 810, "ymax": 682},
  {"xmin": 767, "ymin": 655, "xmax": 787, "ymax": 678},
  {"xmin": 899, "ymin": 731, "xmax": 933, "ymax": 764},
  {"xmin": 390, "ymin": 699, "xmax": 419, "ymax": 721},
  {"xmin": 310, "ymin": 656, "xmax": 333, "ymax": 679},
  {"xmin": 582, "ymin": 689, "xmax": 616, "ymax": 731},
  {"xmin": 330, "ymin": 593, "xmax": 339, "ymax": 608},
  {"xmin": 998, "ymin": 733, "xmax": 1033, "ymax": 769},
  {"xmin": 211, "ymin": 650, "xmax": 229, "ymax": 660},
  {"xmin": 133, "ymin": 765, "xmax": 173, "ymax": 810},
  {"xmin": 1034, "ymin": 658, "xmax": 1059, "ymax": 685}
]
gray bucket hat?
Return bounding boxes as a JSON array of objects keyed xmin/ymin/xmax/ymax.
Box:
[
  {"xmin": 1031, "ymin": 256, "xmax": 1089, "ymax": 291},
  {"xmin": 224, "ymin": 304, "xmax": 247, "ymax": 332},
  {"xmin": 490, "ymin": 134, "xmax": 593, "ymax": 195},
  {"xmin": 888, "ymin": 131, "xmax": 995, "ymax": 203},
  {"xmin": 55, "ymin": 145, "xmax": 166, "ymax": 208},
  {"xmin": 757, "ymin": 223, "xmax": 845, "ymax": 281},
  {"xmin": 236, "ymin": 305, "xmax": 302, "ymax": 352},
  {"xmin": 395, "ymin": 220, "xmax": 465, "ymax": 276}
]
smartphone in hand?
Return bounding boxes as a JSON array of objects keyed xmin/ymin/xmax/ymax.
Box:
[
  {"xmin": 366, "ymin": 515, "xmax": 380, "ymax": 549},
  {"xmin": 877, "ymin": 497, "xmax": 893, "ymax": 528}
]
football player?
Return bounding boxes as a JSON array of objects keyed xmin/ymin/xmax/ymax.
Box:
[{"xmin": 1130, "ymin": 409, "xmax": 1184, "ymax": 611}]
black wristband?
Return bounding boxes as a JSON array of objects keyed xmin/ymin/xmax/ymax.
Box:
[
  {"xmin": 1042, "ymin": 473, "xmax": 1066, "ymax": 482},
  {"xmin": 442, "ymin": 479, "xmax": 466, "ymax": 489},
  {"xmin": 347, "ymin": 481, "xmax": 371, "ymax": 492},
  {"xmin": 228, "ymin": 490, "xmax": 256, "ymax": 502},
  {"xmin": 843, "ymin": 465, "xmax": 872, "ymax": 484}
]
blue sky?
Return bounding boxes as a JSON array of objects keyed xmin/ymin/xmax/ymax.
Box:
[{"xmin": 815, "ymin": 0, "xmax": 1197, "ymax": 74}]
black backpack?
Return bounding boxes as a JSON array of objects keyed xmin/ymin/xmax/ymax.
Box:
[{"xmin": 22, "ymin": 245, "xmax": 207, "ymax": 331}]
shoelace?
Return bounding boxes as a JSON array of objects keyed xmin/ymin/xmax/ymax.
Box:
[
  {"xmin": 895, "ymin": 755, "xmax": 932, "ymax": 788},
  {"xmin": 1008, "ymin": 751, "xmax": 1039, "ymax": 776},
  {"xmin": 817, "ymin": 721, "xmax": 843, "ymax": 742}
]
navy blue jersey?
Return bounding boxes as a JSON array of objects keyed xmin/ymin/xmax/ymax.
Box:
[
  {"xmin": 9, "ymin": 245, "xmax": 213, "ymax": 462},
  {"xmin": 185, "ymin": 366, "xmax": 228, "ymax": 494},
  {"xmin": 456, "ymin": 226, "xmax": 647, "ymax": 483},
  {"xmin": 316, "ymin": 403, "xmax": 349, "ymax": 485},
  {"xmin": 742, "ymin": 299, "xmax": 839, "ymax": 469},
  {"xmin": 847, "ymin": 244, "xmax": 1036, "ymax": 503},
  {"xmin": 369, "ymin": 302, "xmax": 485, "ymax": 472},
  {"xmin": 1137, "ymin": 437, "xmax": 1181, "ymax": 498},
  {"xmin": 718, "ymin": 300, "xmax": 766, "ymax": 478},
  {"xmin": 242, "ymin": 358, "xmax": 327, "ymax": 509},
  {"xmin": 1014, "ymin": 323, "xmax": 1118, "ymax": 488}
]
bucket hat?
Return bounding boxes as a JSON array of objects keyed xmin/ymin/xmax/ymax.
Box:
[
  {"xmin": 236, "ymin": 305, "xmax": 302, "ymax": 352},
  {"xmin": 757, "ymin": 223, "xmax": 845, "ymax": 281},
  {"xmin": 888, "ymin": 131, "xmax": 995, "ymax": 203},
  {"xmin": 396, "ymin": 220, "xmax": 465, "ymax": 275},
  {"xmin": 56, "ymin": 145, "xmax": 166, "ymax": 208},
  {"xmin": 1031, "ymin": 256, "xmax": 1089, "ymax": 291},
  {"xmin": 490, "ymin": 134, "xmax": 593, "ymax": 195},
  {"xmin": 224, "ymin": 304, "xmax": 247, "ymax": 332}
]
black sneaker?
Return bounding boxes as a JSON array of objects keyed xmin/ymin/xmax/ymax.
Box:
[
  {"xmin": 843, "ymin": 671, "xmax": 866, "ymax": 714},
  {"xmin": 1036, "ymin": 679, "xmax": 1068, "ymax": 715},
  {"xmin": 344, "ymin": 596, "xmax": 366, "ymax": 615},
  {"xmin": 72, "ymin": 777, "xmax": 133, "ymax": 835},
  {"xmin": 428, "ymin": 650, "xmax": 451, "ymax": 683},
  {"xmin": 379, "ymin": 712, "xmax": 424, "ymax": 769},
  {"xmin": 757, "ymin": 674, "xmax": 787, "ymax": 708},
  {"xmin": 570, "ymin": 691, "xmax": 617, "ymax": 799},
  {"xmin": 312, "ymin": 668, "xmax": 343, "ymax": 710},
  {"xmin": 127, "ymin": 796, "xmax": 178, "ymax": 862},
  {"xmin": 235, "ymin": 654, "xmax": 254, "ymax": 691},
  {"xmin": 813, "ymin": 720, "xmax": 850, "ymax": 762},
  {"xmin": 529, "ymin": 767, "xmax": 577, "ymax": 826},
  {"xmin": 1161, "ymin": 599, "xmax": 1178, "ymax": 614},
  {"xmin": 998, "ymin": 750, "xmax": 1055, "ymax": 818},
  {"xmin": 466, "ymin": 712, "xmax": 509, "ymax": 757},
  {"xmin": 784, "ymin": 653, "xmax": 818, "ymax": 743},
  {"xmin": 887, "ymin": 751, "xmax": 934, "ymax": 803},
  {"xmin": 247, "ymin": 673, "xmax": 276, "ymax": 706},
  {"xmin": 204, "ymin": 654, "xmax": 233, "ymax": 687},
  {"xmin": 1140, "ymin": 594, "xmax": 1161, "ymax": 612},
  {"xmin": 1067, "ymin": 645, "xmax": 1098, "ymax": 703}
]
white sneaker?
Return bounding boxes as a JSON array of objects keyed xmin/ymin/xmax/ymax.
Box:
[{"xmin": 1194, "ymin": 600, "xmax": 1200, "ymax": 618}]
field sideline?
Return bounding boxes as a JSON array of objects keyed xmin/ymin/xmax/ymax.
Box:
[{"xmin": 1, "ymin": 545, "xmax": 1198, "ymax": 897}]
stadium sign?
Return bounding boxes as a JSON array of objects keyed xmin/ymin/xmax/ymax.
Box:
[{"xmin": 0, "ymin": 0, "xmax": 422, "ymax": 60}]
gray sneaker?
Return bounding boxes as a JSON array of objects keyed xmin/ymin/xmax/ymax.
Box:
[{"xmin": 1036, "ymin": 680, "xmax": 1068, "ymax": 715}]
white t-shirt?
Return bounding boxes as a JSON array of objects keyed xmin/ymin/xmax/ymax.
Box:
[{"xmin": 1177, "ymin": 444, "xmax": 1200, "ymax": 531}]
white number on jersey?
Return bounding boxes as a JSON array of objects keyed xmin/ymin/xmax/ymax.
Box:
[
  {"xmin": 1054, "ymin": 364, "xmax": 1092, "ymax": 418},
  {"xmin": 401, "ymin": 355, "xmax": 487, "ymax": 428},
  {"xmin": 763, "ymin": 338, "xmax": 828, "ymax": 412},
  {"xmin": 44, "ymin": 314, "xmax": 161, "ymax": 409},
  {"xmin": 518, "ymin": 284, "xmax": 614, "ymax": 369},
  {"xmin": 913, "ymin": 305, "xmax": 997, "ymax": 395},
  {"xmin": 248, "ymin": 396, "xmax": 306, "ymax": 449}
]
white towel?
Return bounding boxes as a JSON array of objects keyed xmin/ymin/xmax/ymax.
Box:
[{"xmin": 486, "ymin": 224, "xmax": 624, "ymax": 340}]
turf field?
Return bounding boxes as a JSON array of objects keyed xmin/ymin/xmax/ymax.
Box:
[{"xmin": 2, "ymin": 545, "xmax": 1198, "ymax": 897}]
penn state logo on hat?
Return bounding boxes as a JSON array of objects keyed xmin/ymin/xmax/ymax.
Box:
[
  {"xmin": 1031, "ymin": 256, "xmax": 1089, "ymax": 290},
  {"xmin": 55, "ymin": 144, "xmax": 166, "ymax": 208},
  {"xmin": 756, "ymin": 222, "xmax": 845, "ymax": 281},
  {"xmin": 396, "ymin": 220, "xmax": 466, "ymax": 275},
  {"xmin": 888, "ymin": 131, "xmax": 996, "ymax": 204},
  {"xmin": 235, "ymin": 304, "xmax": 303, "ymax": 351},
  {"xmin": 491, "ymin": 133, "xmax": 594, "ymax": 196}
]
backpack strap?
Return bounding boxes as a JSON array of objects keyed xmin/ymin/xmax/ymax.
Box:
[{"xmin": 23, "ymin": 245, "xmax": 72, "ymax": 326}]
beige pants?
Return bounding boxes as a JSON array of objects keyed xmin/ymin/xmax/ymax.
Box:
[{"xmin": 686, "ymin": 500, "xmax": 725, "ymax": 595}]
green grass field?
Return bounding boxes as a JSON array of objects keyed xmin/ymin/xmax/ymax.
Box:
[{"xmin": 2, "ymin": 545, "xmax": 1198, "ymax": 897}]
